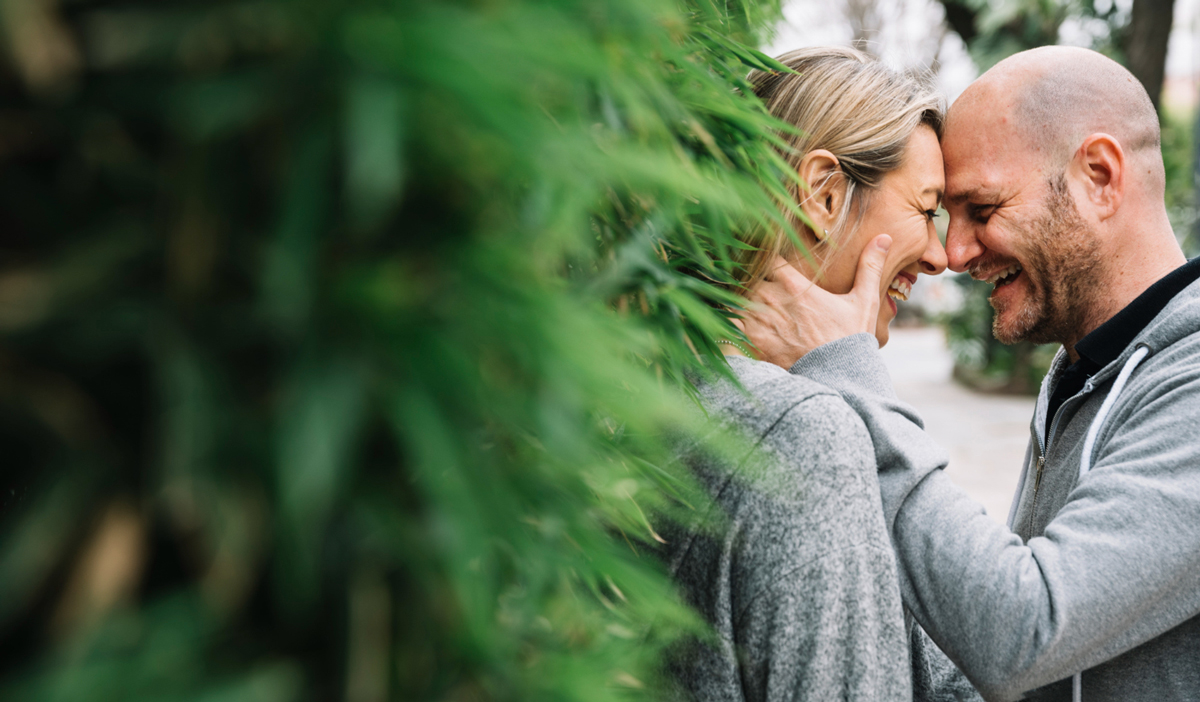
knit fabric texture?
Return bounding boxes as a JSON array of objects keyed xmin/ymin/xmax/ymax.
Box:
[{"xmin": 663, "ymin": 356, "xmax": 911, "ymax": 701}]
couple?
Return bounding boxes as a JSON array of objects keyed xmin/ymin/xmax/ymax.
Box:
[{"xmin": 666, "ymin": 44, "xmax": 1200, "ymax": 701}]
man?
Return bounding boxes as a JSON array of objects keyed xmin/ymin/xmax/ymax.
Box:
[{"xmin": 739, "ymin": 46, "xmax": 1200, "ymax": 701}]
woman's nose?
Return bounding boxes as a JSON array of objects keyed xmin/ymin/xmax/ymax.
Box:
[{"xmin": 919, "ymin": 226, "xmax": 948, "ymax": 275}]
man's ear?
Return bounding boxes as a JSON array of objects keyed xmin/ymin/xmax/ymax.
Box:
[
  {"xmin": 1069, "ymin": 133, "xmax": 1124, "ymax": 220},
  {"xmin": 796, "ymin": 149, "xmax": 846, "ymax": 240}
]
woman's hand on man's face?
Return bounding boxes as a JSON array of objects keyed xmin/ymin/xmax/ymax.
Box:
[{"xmin": 735, "ymin": 235, "xmax": 892, "ymax": 369}]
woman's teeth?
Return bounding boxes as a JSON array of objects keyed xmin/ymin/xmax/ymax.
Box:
[
  {"xmin": 985, "ymin": 264, "xmax": 1022, "ymax": 286},
  {"xmin": 887, "ymin": 277, "xmax": 911, "ymax": 301}
]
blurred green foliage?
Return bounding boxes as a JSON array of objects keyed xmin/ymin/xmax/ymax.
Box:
[
  {"xmin": 0, "ymin": 0, "xmax": 793, "ymax": 699},
  {"xmin": 1162, "ymin": 105, "xmax": 1199, "ymax": 255},
  {"xmin": 938, "ymin": 0, "xmax": 1144, "ymax": 74}
]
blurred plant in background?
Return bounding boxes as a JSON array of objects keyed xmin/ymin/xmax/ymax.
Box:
[
  {"xmin": 0, "ymin": 0, "xmax": 794, "ymax": 699},
  {"xmin": 1164, "ymin": 105, "xmax": 1200, "ymax": 255}
]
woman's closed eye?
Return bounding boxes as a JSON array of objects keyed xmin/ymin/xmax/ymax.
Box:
[{"xmin": 924, "ymin": 208, "xmax": 939, "ymax": 221}]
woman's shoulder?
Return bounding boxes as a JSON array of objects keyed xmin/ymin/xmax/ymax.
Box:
[
  {"xmin": 702, "ymin": 356, "xmax": 857, "ymax": 434},
  {"xmin": 695, "ymin": 358, "xmax": 889, "ymax": 582}
]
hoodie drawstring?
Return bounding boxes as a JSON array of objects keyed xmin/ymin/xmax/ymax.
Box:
[
  {"xmin": 1072, "ymin": 344, "xmax": 1151, "ymax": 702},
  {"xmin": 1079, "ymin": 345, "xmax": 1150, "ymax": 478}
]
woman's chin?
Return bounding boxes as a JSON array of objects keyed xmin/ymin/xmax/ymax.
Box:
[{"xmin": 876, "ymin": 294, "xmax": 897, "ymax": 347}]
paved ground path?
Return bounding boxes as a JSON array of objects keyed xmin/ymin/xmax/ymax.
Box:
[{"xmin": 878, "ymin": 327, "xmax": 1034, "ymax": 522}]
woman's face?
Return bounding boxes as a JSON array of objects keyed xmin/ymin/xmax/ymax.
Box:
[{"xmin": 812, "ymin": 125, "xmax": 947, "ymax": 347}]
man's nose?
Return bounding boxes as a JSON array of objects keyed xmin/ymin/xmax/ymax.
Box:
[{"xmin": 944, "ymin": 216, "xmax": 981, "ymax": 273}]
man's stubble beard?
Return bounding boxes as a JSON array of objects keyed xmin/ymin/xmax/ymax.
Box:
[{"xmin": 991, "ymin": 175, "xmax": 1104, "ymax": 346}]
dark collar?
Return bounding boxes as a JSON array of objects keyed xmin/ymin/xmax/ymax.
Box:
[{"xmin": 1075, "ymin": 256, "xmax": 1200, "ymax": 370}]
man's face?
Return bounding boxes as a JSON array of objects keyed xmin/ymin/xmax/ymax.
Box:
[{"xmin": 941, "ymin": 107, "xmax": 1103, "ymax": 346}]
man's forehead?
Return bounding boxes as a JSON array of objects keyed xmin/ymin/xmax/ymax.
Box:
[
  {"xmin": 943, "ymin": 108, "xmax": 1012, "ymax": 155},
  {"xmin": 942, "ymin": 118, "xmax": 1027, "ymax": 202},
  {"xmin": 944, "ymin": 155, "xmax": 1046, "ymax": 206},
  {"xmin": 942, "ymin": 144, "xmax": 1009, "ymax": 203}
]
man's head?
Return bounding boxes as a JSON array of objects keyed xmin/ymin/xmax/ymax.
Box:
[{"xmin": 941, "ymin": 46, "xmax": 1168, "ymax": 349}]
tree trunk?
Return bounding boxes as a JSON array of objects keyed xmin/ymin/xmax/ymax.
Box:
[
  {"xmin": 936, "ymin": 0, "xmax": 978, "ymax": 46},
  {"xmin": 1124, "ymin": 0, "xmax": 1176, "ymax": 110}
]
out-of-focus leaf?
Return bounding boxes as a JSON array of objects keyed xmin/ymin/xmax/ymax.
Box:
[
  {"xmin": 0, "ymin": 0, "xmax": 796, "ymax": 697},
  {"xmin": 344, "ymin": 77, "xmax": 405, "ymax": 230}
]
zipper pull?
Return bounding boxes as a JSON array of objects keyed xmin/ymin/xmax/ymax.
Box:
[{"xmin": 1033, "ymin": 455, "xmax": 1046, "ymax": 492}]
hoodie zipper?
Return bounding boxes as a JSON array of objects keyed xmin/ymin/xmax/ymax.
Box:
[
  {"xmin": 1026, "ymin": 454, "xmax": 1047, "ymax": 537},
  {"xmin": 1029, "ymin": 398, "xmax": 1074, "ymax": 536}
]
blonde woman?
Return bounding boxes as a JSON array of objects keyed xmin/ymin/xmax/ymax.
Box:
[{"xmin": 664, "ymin": 47, "xmax": 952, "ymax": 701}]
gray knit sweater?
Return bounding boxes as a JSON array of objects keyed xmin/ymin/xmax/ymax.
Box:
[{"xmin": 664, "ymin": 356, "xmax": 911, "ymax": 701}]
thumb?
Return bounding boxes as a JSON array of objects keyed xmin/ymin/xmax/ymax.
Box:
[{"xmin": 851, "ymin": 234, "xmax": 892, "ymax": 310}]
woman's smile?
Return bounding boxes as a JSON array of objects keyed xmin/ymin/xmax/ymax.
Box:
[{"xmin": 808, "ymin": 124, "xmax": 947, "ymax": 346}]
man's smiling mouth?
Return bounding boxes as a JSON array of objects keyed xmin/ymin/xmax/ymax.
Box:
[{"xmin": 978, "ymin": 263, "xmax": 1023, "ymax": 288}]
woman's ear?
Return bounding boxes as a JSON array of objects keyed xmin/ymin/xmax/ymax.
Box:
[{"xmin": 796, "ymin": 149, "xmax": 846, "ymax": 241}]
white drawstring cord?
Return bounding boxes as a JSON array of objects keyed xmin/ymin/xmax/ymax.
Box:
[
  {"xmin": 1072, "ymin": 344, "xmax": 1151, "ymax": 702},
  {"xmin": 1079, "ymin": 345, "xmax": 1150, "ymax": 478}
]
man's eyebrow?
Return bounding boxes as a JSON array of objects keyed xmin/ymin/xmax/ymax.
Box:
[{"xmin": 945, "ymin": 187, "xmax": 996, "ymax": 206}]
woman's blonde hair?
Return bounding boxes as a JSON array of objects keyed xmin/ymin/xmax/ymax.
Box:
[{"xmin": 741, "ymin": 46, "xmax": 945, "ymax": 284}]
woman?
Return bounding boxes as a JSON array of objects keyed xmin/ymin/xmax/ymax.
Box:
[{"xmin": 664, "ymin": 47, "xmax": 948, "ymax": 701}]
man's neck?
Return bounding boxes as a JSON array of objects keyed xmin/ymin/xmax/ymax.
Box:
[{"xmin": 1061, "ymin": 240, "xmax": 1186, "ymax": 363}]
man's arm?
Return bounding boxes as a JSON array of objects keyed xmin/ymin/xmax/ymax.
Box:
[{"xmin": 792, "ymin": 337, "xmax": 1200, "ymax": 701}]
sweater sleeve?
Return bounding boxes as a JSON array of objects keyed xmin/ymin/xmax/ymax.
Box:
[
  {"xmin": 791, "ymin": 334, "xmax": 1200, "ymax": 701},
  {"xmin": 790, "ymin": 334, "xmax": 951, "ymax": 532},
  {"xmin": 726, "ymin": 393, "xmax": 910, "ymax": 702}
]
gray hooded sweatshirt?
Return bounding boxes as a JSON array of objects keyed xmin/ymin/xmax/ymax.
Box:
[
  {"xmin": 664, "ymin": 357, "xmax": 911, "ymax": 701},
  {"xmin": 790, "ymin": 276, "xmax": 1200, "ymax": 702}
]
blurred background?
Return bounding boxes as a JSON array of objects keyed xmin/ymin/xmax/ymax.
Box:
[{"xmin": 0, "ymin": 0, "xmax": 1193, "ymax": 699}]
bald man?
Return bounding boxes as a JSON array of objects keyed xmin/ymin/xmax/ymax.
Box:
[{"xmin": 739, "ymin": 47, "xmax": 1200, "ymax": 701}]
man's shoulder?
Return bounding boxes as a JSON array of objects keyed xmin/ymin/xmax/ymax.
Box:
[
  {"xmin": 1141, "ymin": 274, "xmax": 1200, "ymax": 356},
  {"xmin": 1128, "ymin": 318, "xmax": 1200, "ymax": 396}
]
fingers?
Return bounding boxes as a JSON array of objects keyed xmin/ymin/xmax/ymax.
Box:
[
  {"xmin": 763, "ymin": 255, "xmax": 816, "ymax": 296},
  {"xmin": 850, "ymin": 234, "xmax": 892, "ymax": 306},
  {"xmin": 845, "ymin": 234, "xmax": 891, "ymax": 337}
]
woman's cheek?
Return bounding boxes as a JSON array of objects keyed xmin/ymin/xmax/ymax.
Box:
[{"xmin": 890, "ymin": 220, "xmax": 928, "ymax": 265}]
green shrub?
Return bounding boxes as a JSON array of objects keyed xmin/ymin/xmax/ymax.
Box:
[
  {"xmin": 1161, "ymin": 105, "xmax": 1198, "ymax": 255},
  {"xmin": 0, "ymin": 0, "xmax": 790, "ymax": 699}
]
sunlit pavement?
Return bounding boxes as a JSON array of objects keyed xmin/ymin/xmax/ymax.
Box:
[{"xmin": 879, "ymin": 326, "xmax": 1034, "ymax": 523}]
